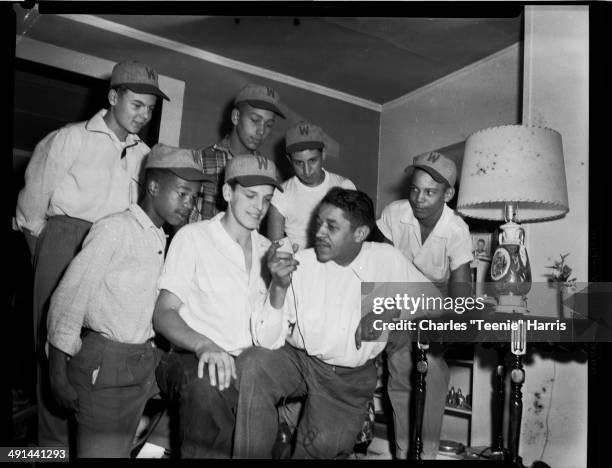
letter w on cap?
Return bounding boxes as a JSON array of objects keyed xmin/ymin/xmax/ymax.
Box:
[
  {"xmin": 145, "ymin": 67, "xmax": 157, "ymax": 80},
  {"xmin": 298, "ymin": 125, "xmax": 310, "ymax": 136},
  {"xmin": 266, "ymin": 87, "xmax": 276, "ymax": 97},
  {"xmin": 426, "ymin": 152, "xmax": 440, "ymax": 162},
  {"xmin": 256, "ymin": 156, "xmax": 269, "ymax": 170}
]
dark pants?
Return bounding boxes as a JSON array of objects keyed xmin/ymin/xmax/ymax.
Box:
[
  {"xmin": 233, "ymin": 345, "xmax": 377, "ymax": 459},
  {"xmin": 155, "ymin": 349, "xmax": 238, "ymax": 458},
  {"xmin": 33, "ymin": 216, "xmax": 92, "ymax": 448},
  {"xmin": 67, "ymin": 331, "xmax": 159, "ymax": 458},
  {"xmin": 386, "ymin": 332, "xmax": 450, "ymax": 459}
]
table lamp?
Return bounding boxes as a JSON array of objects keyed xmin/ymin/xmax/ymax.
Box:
[
  {"xmin": 457, "ymin": 124, "xmax": 569, "ymax": 313},
  {"xmin": 457, "ymin": 124, "xmax": 569, "ymax": 466}
]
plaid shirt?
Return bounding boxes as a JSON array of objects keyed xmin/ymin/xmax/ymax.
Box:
[{"xmin": 188, "ymin": 135, "xmax": 260, "ymax": 223}]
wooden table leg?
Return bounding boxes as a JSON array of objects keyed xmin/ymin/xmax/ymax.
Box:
[
  {"xmin": 492, "ymin": 345, "xmax": 507, "ymax": 457},
  {"xmin": 509, "ymin": 320, "xmax": 526, "ymax": 467},
  {"xmin": 508, "ymin": 353, "xmax": 525, "ymax": 465},
  {"xmin": 410, "ymin": 341, "xmax": 429, "ymax": 460}
]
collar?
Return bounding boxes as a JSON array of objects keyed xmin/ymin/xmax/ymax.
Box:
[
  {"xmin": 213, "ymin": 135, "xmax": 261, "ymax": 158},
  {"xmin": 210, "ymin": 212, "xmax": 264, "ymax": 250},
  {"xmin": 345, "ymin": 242, "xmax": 370, "ymax": 281},
  {"xmin": 295, "ymin": 168, "xmax": 328, "ymax": 190},
  {"xmin": 400, "ymin": 203, "xmax": 452, "ymax": 239},
  {"xmin": 210, "ymin": 212, "xmax": 267, "ymax": 268},
  {"xmin": 85, "ymin": 109, "xmax": 143, "ymax": 146},
  {"xmin": 129, "ymin": 204, "xmax": 167, "ymax": 243}
]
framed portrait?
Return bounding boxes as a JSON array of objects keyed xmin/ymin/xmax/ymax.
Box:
[
  {"xmin": 470, "ymin": 232, "xmax": 493, "ymax": 296},
  {"xmin": 471, "ymin": 232, "xmax": 493, "ymax": 260}
]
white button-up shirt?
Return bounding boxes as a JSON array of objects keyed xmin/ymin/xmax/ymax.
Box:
[
  {"xmin": 15, "ymin": 109, "xmax": 150, "ymax": 236},
  {"xmin": 252, "ymin": 242, "xmax": 433, "ymax": 368},
  {"xmin": 158, "ymin": 213, "xmax": 270, "ymax": 356},
  {"xmin": 377, "ymin": 201, "xmax": 473, "ymax": 295}
]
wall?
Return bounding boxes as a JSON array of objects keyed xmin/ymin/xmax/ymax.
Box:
[
  {"xmin": 15, "ymin": 13, "xmax": 381, "ymax": 203},
  {"xmin": 377, "ymin": 43, "xmax": 521, "ymax": 214},
  {"xmin": 517, "ymin": 6, "xmax": 589, "ymax": 468}
]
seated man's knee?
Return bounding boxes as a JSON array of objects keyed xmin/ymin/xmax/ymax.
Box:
[{"xmin": 235, "ymin": 346, "xmax": 277, "ymax": 383}]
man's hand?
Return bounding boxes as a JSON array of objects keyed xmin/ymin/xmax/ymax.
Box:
[
  {"xmin": 266, "ymin": 240, "xmax": 299, "ymax": 289},
  {"xmin": 355, "ymin": 312, "xmax": 384, "ymax": 350},
  {"xmin": 49, "ymin": 375, "xmax": 79, "ymax": 412},
  {"xmin": 48, "ymin": 344, "xmax": 78, "ymax": 411},
  {"xmin": 195, "ymin": 341, "xmax": 237, "ymax": 391}
]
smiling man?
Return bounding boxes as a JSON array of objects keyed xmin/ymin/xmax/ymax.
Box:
[
  {"xmin": 152, "ymin": 155, "xmax": 282, "ymax": 458},
  {"xmin": 14, "ymin": 60, "xmax": 168, "ymax": 450},
  {"xmin": 233, "ymin": 188, "xmax": 434, "ymax": 459},
  {"xmin": 189, "ymin": 83, "xmax": 285, "ymax": 223},
  {"xmin": 267, "ymin": 121, "xmax": 356, "ymax": 249}
]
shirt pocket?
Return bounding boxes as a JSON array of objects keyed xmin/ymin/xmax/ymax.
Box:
[{"xmin": 417, "ymin": 238, "xmax": 449, "ymax": 283}]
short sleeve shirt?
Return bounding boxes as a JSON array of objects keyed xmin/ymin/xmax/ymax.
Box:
[
  {"xmin": 377, "ymin": 200, "xmax": 473, "ymax": 294},
  {"xmin": 158, "ymin": 213, "xmax": 270, "ymax": 355}
]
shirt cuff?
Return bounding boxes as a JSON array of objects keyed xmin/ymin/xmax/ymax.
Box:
[
  {"xmin": 450, "ymin": 254, "xmax": 475, "ymax": 271},
  {"xmin": 48, "ymin": 332, "xmax": 82, "ymax": 358},
  {"xmin": 157, "ymin": 276, "xmax": 190, "ymax": 306}
]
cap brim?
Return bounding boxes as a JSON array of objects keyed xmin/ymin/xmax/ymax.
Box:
[
  {"xmin": 242, "ymin": 99, "xmax": 285, "ymax": 118},
  {"xmin": 229, "ymin": 175, "xmax": 284, "ymax": 192},
  {"xmin": 121, "ymin": 83, "xmax": 170, "ymax": 101},
  {"xmin": 286, "ymin": 141, "xmax": 325, "ymax": 154},
  {"xmin": 168, "ymin": 168, "xmax": 215, "ymax": 182},
  {"xmin": 405, "ymin": 164, "xmax": 451, "ymax": 186}
]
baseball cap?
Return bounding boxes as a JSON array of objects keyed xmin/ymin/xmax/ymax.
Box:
[
  {"xmin": 405, "ymin": 151, "xmax": 457, "ymax": 187},
  {"xmin": 145, "ymin": 143, "xmax": 213, "ymax": 181},
  {"xmin": 285, "ymin": 121, "xmax": 325, "ymax": 154},
  {"xmin": 110, "ymin": 60, "xmax": 170, "ymax": 101},
  {"xmin": 234, "ymin": 84, "xmax": 285, "ymax": 118},
  {"xmin": 225, "ymin": 155, "xmax": 283, "ymax": 192}
]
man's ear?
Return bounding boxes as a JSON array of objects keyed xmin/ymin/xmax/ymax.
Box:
[
  {"xmin": 221, "ymin": 183, "xmax": 233, "ymax": 203},
  {"xmin": 443, "ymin": 186, "xmax": 456, "ymax": 203},
  {"xmin": 230, "ymin": 108, "xmax": 240, "ymax": 126},
  {"xmin": 108, "ymin": 88, "xmax": 118, "ymax": 107},
  {"xmin": 147, "ymin": 179, "xmax": 160, "ymax": 197},
  {"xmin": 354, "ymin": 225, "xmax": 371, "ymax": 243},
  {"xmin": 321, "ymin": 148, "xmax": 327, "ymax": 161}
]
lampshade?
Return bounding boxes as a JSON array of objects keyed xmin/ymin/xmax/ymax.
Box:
[{"xmin": 457, "ymin": 125, "xmax": 569, "ymax": 221}]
